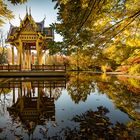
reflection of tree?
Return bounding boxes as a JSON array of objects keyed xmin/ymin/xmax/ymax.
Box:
[
  {"xmin": 98, "ymin": 77, "xmax": 140, "ymax": 118},
  {"xmin": 95, "ymin": 75, "xmax": 140, "ymax": 136},
  {"xmin": 0, "ymin": 88, "xmax": 11, "ymax": 116},
  {"xmin": 45, "ymin": 87, "xmax": 63, "ymax": 101},
  {"xmin": 48, "ymin": 106, "xmax": 137, "ymax": 139},
  {"xmin": 71, "ymin": 106, "xmax": 136, "ymax": 139},
  {"xmin": 117, "ymin": 76, "xmax": 140, "ymax": 94},
  {"xmin": 67, "ymin": 72, "xmax": 95, "ymax": 103},
  {"xmin": 0, "ymin": 88, "xmax": 11, "ymax": 95}
]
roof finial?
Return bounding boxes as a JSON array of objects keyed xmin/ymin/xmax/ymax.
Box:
[
  {"xmin": 43, "ymin": 15, "xmax": 46, "ymax": 21},
  {"xmin": 29, "ymin": 7, "xmax": 31, "ymax": 15},
  {"xmin": 19, "ymin": 14, "xmax": 22, "ymax": 22},
  {"xmin": 9, "ymin": 21, "xmax": 13, "ymax": 27},
  {"xmin": 26, "ymin": 6, "xmax": 28, "ymax": 15}
]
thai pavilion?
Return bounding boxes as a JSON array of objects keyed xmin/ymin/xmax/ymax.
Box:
[{"xmin": 6, "ymin": 9, "xmax": 54, "ymax": 70}]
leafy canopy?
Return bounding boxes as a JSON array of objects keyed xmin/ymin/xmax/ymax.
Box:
[
  {"xmin": 0, "ymin": 0, "xmax": 14, "ymax": 26},
  {"xmin": 52, "ymin": 0, "xmax": 140, "ymax": 48}
]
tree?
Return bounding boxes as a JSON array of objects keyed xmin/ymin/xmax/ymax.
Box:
[
  {"xmin": 67, "ymin": 72, "xmax": 95, "ymax": 103},
  {"xmin": 0, "ymin": 47, "xmax": 8, "ymax": 64},
  {"xmin": 7, "ymin": 0, "xmax": 27, "ymax": 4},
  {"xmin": 50, "ymin": 0, "xmax": 140, "ymax": 73},
  {"xmin": 0, "ymin": 0, "xmax": 14, "ymax": 26},
  {"xmin": 52, "ymin": 0, "xmax": 140, "ymax": 47},
  {"xmin": 0, "ymin": 31, "xmax": 8, "ymax": 64},
  {"xmin": 1, "ymin": 0, "xmax": 140, "ymax": 74},
  {"xmin": 0, "ymin": 0, "xmax": 28, "ymax": 26}
]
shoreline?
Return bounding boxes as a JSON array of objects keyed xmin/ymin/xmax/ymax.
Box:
[
  {"xmin": 67, "ymin": 70, "xmax": 140, "ymax": 79},
  {"xmin": 106, "ymin": 72, "xmax": 140, "ymax": 79}
]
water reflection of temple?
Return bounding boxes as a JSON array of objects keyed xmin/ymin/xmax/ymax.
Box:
[{"xmin": 2, "ymin": 77, "xmax": 66, "ymax": 136}]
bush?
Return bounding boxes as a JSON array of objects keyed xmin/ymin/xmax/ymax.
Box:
[
  {"xmin": 129, "ymin": 64, "xmax": 140, "ymax": 75},
  {"xmin": 115, "ymin": 65, "xmax": 129, "ymax": 73}
]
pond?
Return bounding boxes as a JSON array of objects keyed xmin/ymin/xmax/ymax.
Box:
[{"xmin": 0, "ymin": 72, "xmax": 140, "ymax": 139}]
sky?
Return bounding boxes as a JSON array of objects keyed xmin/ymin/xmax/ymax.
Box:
[{"xmin": 1, "ymin": 0, "xmax": 62, "ymax": 41}]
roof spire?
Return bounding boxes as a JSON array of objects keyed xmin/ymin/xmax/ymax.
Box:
[
  {"xmin": 43, "ymin": 15, "xmax": 46, "ymax": 21},
  {"xmin": 19, "ymin": 14, "xmax": 22, "ymax": 22},
  {"xmin": 26, "ymin": 6, "xmax": 28, "ymax": 15},
  {"xmin": 29, "ymin": 7, "xmax": 31, "ymax": 15},
  {"xmin": 9, "ymin": 21, "xmax": 13, "ymax": 27}
]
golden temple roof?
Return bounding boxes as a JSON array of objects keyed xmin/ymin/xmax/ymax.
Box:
[{"xmin": 6, "ymin": 11, "xmax": 54, "ymax": 42}]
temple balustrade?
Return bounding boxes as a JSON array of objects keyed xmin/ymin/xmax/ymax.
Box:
[{"xmin": 0, "ymin": 64, "xmax": 66, "ymax": 72}]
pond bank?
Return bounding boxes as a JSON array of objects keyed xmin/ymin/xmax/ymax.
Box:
[
  {"xmin": 106, "ymin": 72, "xmax": 140, "ymax": 79},
  {"xmin": 68, "ymin": 70, "xmax": 140, "ymax": 79}
]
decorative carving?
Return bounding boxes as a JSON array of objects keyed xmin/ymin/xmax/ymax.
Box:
[{"xmin": 22, "ymin": 19, "xmax": 36, "ymax": 32}]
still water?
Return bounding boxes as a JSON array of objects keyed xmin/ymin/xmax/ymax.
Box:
[{"xmin": 0, "ymin": 72, "xmax": 140, "ymax": 139}]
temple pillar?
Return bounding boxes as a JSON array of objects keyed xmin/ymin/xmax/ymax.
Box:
[
  {"xmin": 25, "ymin": 50, "xmax": 27, "ymax": 69},
  {"xmin": 36, "ymin": 40, "xmax": 43, "ymax": 65},
  {"xmin": 29, "ymin": 50, "xmax": 31, "ymax": 69},
  {"xmin": 32, "ymin": 52, "xmax": 35, "ymax": 65},
  {"xmin": 17, "ymin": 49, "xmax": 20, "ymax": 65},
  {"xmin": 18, "ymin": 40, "xmax": 23, "ymax": 69},
  {"xmin": 11, "ymin": 46, "xmax": 14, "ymax": 65},
  {"xmin": 39, "ymin": 55, "xmax": 43, "ymax": 65},
  {"xmin": 18, "ymin": 87, "xmax": 21, "ymax": 98},
  {"xmin": 13, "ymin": 88, "xmax": 15, "ymax": 104},
  {"xmin": 50, "ymin": 86, "xmax": 52, "ymax": 98},
  {"xmin": 20, "ymin": 98, "xmax": 24, "ymax": 112},
  {"xmin": 26, "ymin": 50, "xmax": 30, "ymax": 70},
  {"xmin": 44, "ymin": 53, "xmax": 48, "ymax": 64},
  {"xmin": 23, "ymin": 48, "xmax": 25, "ymax": 69},
  {"xmin": 37, "ymin": 87, "xmax": 41, "ymax": 111},
  {"xmin": 17, "ymin": 86, "xmax": 24, "ymax": 112},
  {"xmin": 25, "ymin": 50, "xmax": 28, "ymax": 69},
  {"xmin": 36, "ymin": 40, "xmax": 40, "ymax": 65}
]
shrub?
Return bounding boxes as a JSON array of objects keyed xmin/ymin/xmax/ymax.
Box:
[{"xmin": 129, "ymin": 64, "xmax": 140, "ymax": 75}]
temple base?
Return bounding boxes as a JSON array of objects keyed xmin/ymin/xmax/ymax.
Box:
[{"xmin": 0, "ymin": 71, "xmax": 66, "ymax": 77}]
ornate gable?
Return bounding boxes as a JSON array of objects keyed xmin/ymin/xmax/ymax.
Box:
[
  {"xmin": 22, "ymin": 19, "xmax": 36, "ymax": 32},
  {"xmin": 6, "ymin": 10, "xmax": 54, "ymax": 43},
  {"xmin": 19, "ymin": 14, "xmax": 37, "ymax": 33}
]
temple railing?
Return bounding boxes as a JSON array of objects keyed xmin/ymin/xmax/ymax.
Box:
[
  {"xmin": 0, "ymin": 80, "xmax": 66, "ymax": 88},
  {"xmin": 0, "ymin": 64, "xmax": 21, "ymax": 71},
  {"xmin": 31, "ymin": 64, "xmax": 66, "ymax": 71},
  {"xmin": 0, "ymin": 64, "xmax": 66, "ymax": 71}
]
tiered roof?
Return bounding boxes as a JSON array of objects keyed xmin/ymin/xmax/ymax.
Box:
[{"xmin": 7, "ymin": 12, "xmax": 54, "ymax": 42}]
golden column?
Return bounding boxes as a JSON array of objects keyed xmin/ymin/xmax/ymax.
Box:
[
  {"xmin": 22, "ymin": 46, "xmax": 26, "ymax": 70},
  {"xmin": 26, "ymin": 50, "xmax": 29, "ymax": 70},
  {"xmin": 13, "ymin": 88, "xmax": 15, "ymax": 104},
  {"xmin": 24, "ymin": 50, "xmax": 27, "ymax": 69},
  {"xmin": 32, "ymin": 52, "xmax": 35, "ymax": 64},
  {"xmin": 15, "ymin": 44, "xmax": 20, "ymax": 65},
  {"xmin": 29, "ymin": 49, "xmax": 31, "ymax": 69},
  {"xmin": 11, "ymin": 46, "xmax": 15, "ymax": 65},
  {"xmin": 36, "ymin": 36, "xmax": 44, "ymax": 65},
  {"xmin": 36, "ymin": 39, "xmax": 41, "ymax": 65},
  {"xmin": 37, "ymin": 86, "xmax": 41, "ymax": 111},
  {"xmin": 18, "ymin": 39, "xmax": 23, "ymax": 69}
]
